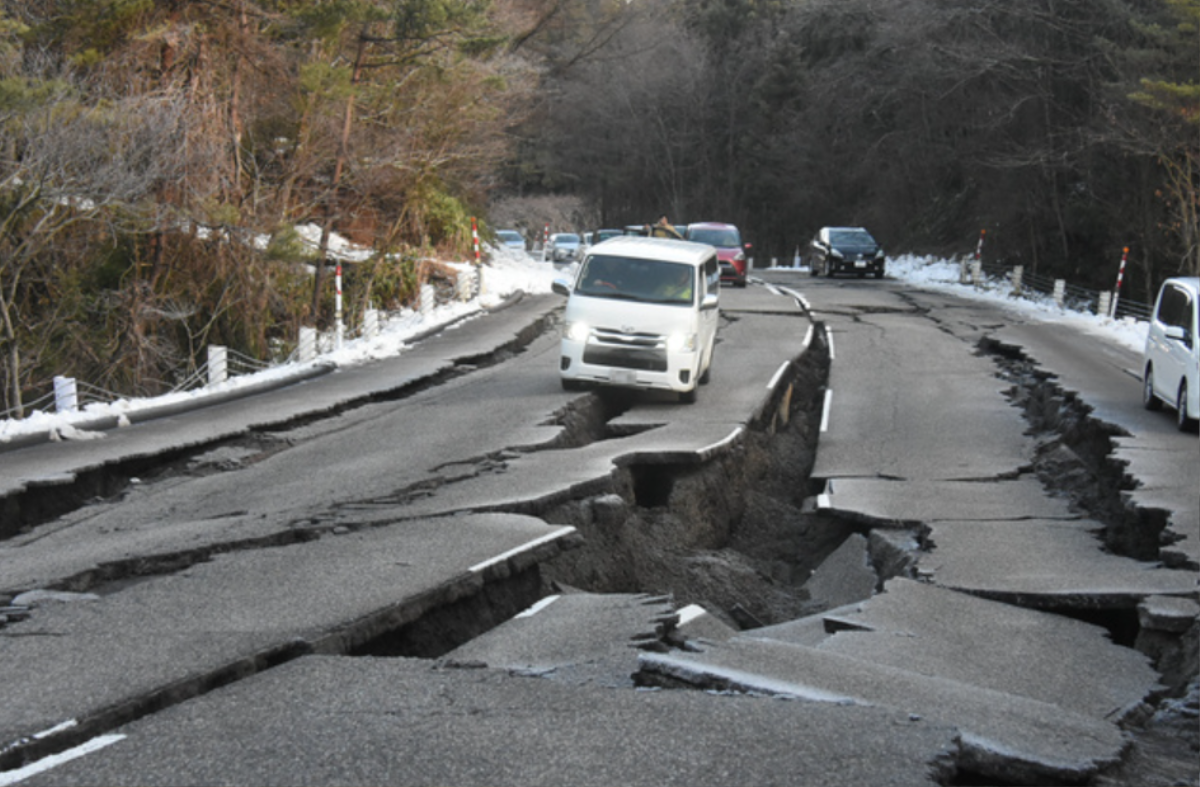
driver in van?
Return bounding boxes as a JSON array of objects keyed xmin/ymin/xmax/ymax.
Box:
[{"xmin": 656, "ymin": 265, "xmax": 693, "ymax": 302}]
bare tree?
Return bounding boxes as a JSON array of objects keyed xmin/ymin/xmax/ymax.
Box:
[{"xmin": 0, "ymin": 78, "xmax": 194, "ymax": 415}]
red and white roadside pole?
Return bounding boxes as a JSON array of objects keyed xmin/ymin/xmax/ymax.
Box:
[
  {"xmin": 1109, "ymin": 246, "xmax": 1129, "ymax": 319},
  {"xmin": 471, "ymin": 217, "xmax": 481, "ymax": 266},
  {"xmin": 542, "ymin": 223, "xmax": 550, "ymax": 261}
]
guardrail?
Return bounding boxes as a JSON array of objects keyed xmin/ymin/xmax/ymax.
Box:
[
  {"xmin": 970, "ymin": 260, "xmax": 1152, "ymax": 323},
  {"xmin": 2, "ymin": 266, "xmax": 483, "ymax": 424}
]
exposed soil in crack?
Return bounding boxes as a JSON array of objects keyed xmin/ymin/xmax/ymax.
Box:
[
  {"xmin": 534, "ymin": 328, "xmax": 854, "ymax": 631},
  {"xmin": 978, "ymin": 335, "xmax": 1199, "ymax": 787},
  {"xmin": 980, "ymin": 336, "xmax": 1190, "ymax": 569}
]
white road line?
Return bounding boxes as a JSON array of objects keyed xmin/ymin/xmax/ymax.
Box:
[
  {"xmin": 0, "ymin": 735, "xmax": 126, "ymax": 786},
  {"xmin": 766, "ymin": 362, "xmax": 791, "ymax": 391},
  {"xmin": 32, "ymin": 720, "xmax": 78, "ymax": 739},
  {"xmin": 700, "ymin": 426, "xmax": 743, "ymax": 459},
  {"xmin": 820, "ymin": 389, "xmax": 833, "ymax": 432},
  {"xmin": 515, "ymin": 595, "xmax": 560, "ymax": 618},
  {"xmin": 825, "ymin": 325, "xmax": 836, "ymax": 360},
  {"xmin": 469, "ymin": 526, "xmax": 577, "ymax": 574}
]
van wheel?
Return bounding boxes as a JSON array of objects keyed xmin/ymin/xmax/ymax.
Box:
[
  {"xmin": 1178, "ymin": 380, "xmax": 1197, "ymax": 432},
  {"xmin": 679, "ymin": 387, "xmax": 697, "ymax": 404},
  {"xmin": 1143, "ymin": 365, "xmax": 1162, "ymax": 411},
  {"xmin": 699, "ymin": 354, "xmax": 713, "ymax": 385},
  {"xmin": 562, "ymin": 379, "xmax": 585, "ymax": 392}
]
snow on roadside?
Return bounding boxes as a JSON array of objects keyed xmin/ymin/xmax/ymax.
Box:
[
  {"xmin": 1, "ymin": 246, "xmax": 1143, "ymax": 443},
  {"xmin": 883, "ymin": 255, "xmax": 1149, "ymax": 354},
  {"xmin": 0, "ymin": 245, "xmax": 563, "ymax": 444}
]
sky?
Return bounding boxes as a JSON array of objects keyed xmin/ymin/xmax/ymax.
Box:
[{"xmin": 0, "ymin": 241, "xmax": 1148, "ymax": 445}]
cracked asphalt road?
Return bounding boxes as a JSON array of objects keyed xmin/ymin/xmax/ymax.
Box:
[{"xmin": 1, "ymin": 274, "xmax": 1196, "ymax": 786}]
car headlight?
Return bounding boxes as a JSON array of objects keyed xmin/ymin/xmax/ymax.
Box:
[
  {"xmin": 565, "ymin": 321, "xmax": 590, "ymax": 342},
  {"xmin": 667, "ymin": 332, "xmax": 697, "ymax": 352}
]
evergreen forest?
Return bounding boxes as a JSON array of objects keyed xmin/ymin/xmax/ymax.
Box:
[{"xmin": 1, "ymin": 0, "xmax": 1197, "ymax": 415}]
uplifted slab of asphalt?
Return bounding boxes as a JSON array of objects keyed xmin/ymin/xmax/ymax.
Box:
[
  {"xmin": 743, "ymin": 578, "xmax": 1159, "ymax": 719},
  {"xmin": 820, "ymin": 476, "xmax": 1077, "ymax": 525},
  {"xmin": 819, "ymin": 476, "xmax": 1197, "ymax": 600},
  {"xmin": 11, "ymin": 656, "xmax": 960, "ymax": 787},
  {"xmin": 0, "ymin": 513, "xmax": 578, "ymax": 765},
  {"xmin": 638, "ymin": 636, "xmax": 1128, "ymax": 785},
  {"xmin": 444, "ymin": 591, "xmax": 676, "ymax": 687},
  {"xmin": 919, "ymin": 517, "xmax": 1198, "ymax": 602}
]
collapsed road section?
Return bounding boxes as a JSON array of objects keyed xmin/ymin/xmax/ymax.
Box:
[
  {"xmin": 1, "ymin": 283, "xmax": 827, "ymax": 777},
  {"xmin": 1, "ymin": 278, "xmax": 1196, "ymax": 786},
  {"xmin": 624, "ymin": 276, "xmax": 1197, "ymax": 786}
]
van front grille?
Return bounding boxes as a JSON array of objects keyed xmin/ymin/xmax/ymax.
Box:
[{"xmin": 583, "ymin": 344, "xmax": 667, "ymax": 371}]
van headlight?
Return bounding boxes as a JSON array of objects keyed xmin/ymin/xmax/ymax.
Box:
[
  {"xmin": 565, "ymin": 321, "xmax": 590, "ymax": 342},
  {"xmin": 667, "ymin": 332, "xmax": 697, "ymax": 352}
]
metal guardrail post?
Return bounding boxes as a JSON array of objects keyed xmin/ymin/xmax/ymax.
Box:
[
  {"xmin": 1053, "ymin": 280, "xmax": 1066, "ymax": 308},
  {"xmin": 207, "ymin": 346, "xmax": 228, "ymax": 386},
  {"xmin": 457, "ymin": 270, "xmax": 472, "ymax": 302},
  {"xmin": 1010, "ymin": 266, "xmax": 1023, "ymax": 296},
  {"xmin": 53, "ymin": 376, "xmax": 78, "ymax": 413},
  {"xmin": 298, "ymin": 327, "xmax": 318, "ymax": 362},
  {"xmin": 420, "ymin": 283, "xmax": 435, "ymax": 318}
]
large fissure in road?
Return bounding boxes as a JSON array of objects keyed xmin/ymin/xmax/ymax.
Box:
[
  {"xmin": 983, "ymin": 336, "xmax": 1191, "ymax": 570},
  {"xmin": 533, "ymin": 329, "xmax": 847, "ymax": 632},
  {"xmin": 3, "ymin": 298, "xmax": 1195, "ymax": 786}
]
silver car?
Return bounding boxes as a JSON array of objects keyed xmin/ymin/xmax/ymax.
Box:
[
  {"xmin": 547, "ymin": 232, "xmax": 582, "ymax": 262},
  {"xmin": 496, "ymin": 229, "xmax": 527, "ymax": 252}
]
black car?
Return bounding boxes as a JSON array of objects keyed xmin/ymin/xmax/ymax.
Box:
[{"xmin": 807, "ymin": 227, "xmax": 885, "ymax": 278}]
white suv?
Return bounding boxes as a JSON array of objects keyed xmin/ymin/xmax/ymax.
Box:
[{"xmin": 1143, "ymin": 276, "xmax": 1199, "ymax": 432}]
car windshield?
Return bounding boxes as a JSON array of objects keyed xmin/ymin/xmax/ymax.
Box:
[
  {"xmin": 575, "ymin": 255, "xmax": 695, "ymax": 305},
  {"xmin": 497, "ymin": 231, "xmax": 522, "ymax": 242},
  {"xmin": 829, "ymin": 229, "xmax": 876, "ymax": 247},
  {"xmin": 688, "ymin": 227, "xmax": 741, "ymax": 247},
  {"xmin": 554, "ymin": 233, "xmax": 581, "ymax": 244}
]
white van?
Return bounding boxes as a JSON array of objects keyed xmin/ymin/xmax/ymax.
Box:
[
  {"xmin": 552, "ymin": 236, "xmax": 720, "ymax": 403},
  {"xmin": 1143, "ymin": 276, "xmax": 1199, "ymax": 432}
]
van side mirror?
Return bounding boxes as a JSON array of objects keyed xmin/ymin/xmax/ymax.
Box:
[
  {"xmin": 701, "ymin": 293, "xmax": 719, "ymax": 311},
  {"xmin": 552, "ymin": 278, "xmax": 572, "ymax": 297},
  {"xmin": 1163, "ymin": 325, "xmax": 1193, "ymax": 348}
]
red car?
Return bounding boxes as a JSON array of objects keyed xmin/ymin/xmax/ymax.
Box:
[{"xmin": 685, "ymin": 222, "xmax": 749, "ymax": 287}]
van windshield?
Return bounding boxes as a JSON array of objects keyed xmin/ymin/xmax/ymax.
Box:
[{"xmin": 576, "ymin": 255, "xmax": 695, "ymax": 305}]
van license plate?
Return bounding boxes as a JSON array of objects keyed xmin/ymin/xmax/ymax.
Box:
[{"xmin": 611, "ymin": 370, "xmax": 636, "ymax": 385}]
